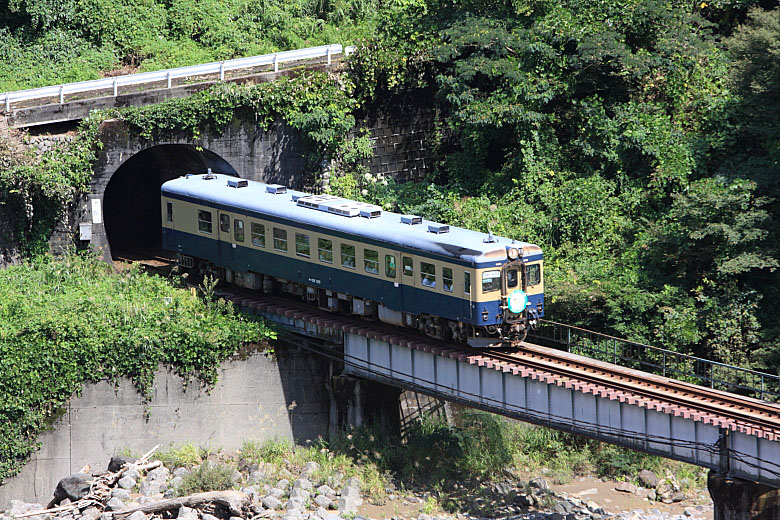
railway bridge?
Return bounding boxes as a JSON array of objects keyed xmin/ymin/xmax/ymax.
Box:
[{"xmin": 3, "ymin": 45, "xmax": 780, "ymax": 519}]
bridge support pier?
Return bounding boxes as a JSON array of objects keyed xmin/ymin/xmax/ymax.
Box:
[
  {"xmin": 709, "ymin": 472, "xmax": 780, "ymax": 520},
  {"xmin": 329, "ymin": 374, "xmax": 401, "ymax": 437}
]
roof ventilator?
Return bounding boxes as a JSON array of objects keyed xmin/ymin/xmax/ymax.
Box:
[
  {"xmin": 401, "ymin": 215, "xmax": 422, "ymax": 225},
  {"xmin": 294, "ymin": 194, "xmax": 381, "ymax": 218},
  {"xmin": 227, "ymin": 179, "xmax": 248, "ymax": 188},
  {"xmin": 428, "ymin": 223, "xmax": 450, "ymax": 234},
  {"xmin": 203, "ymin": 168, "xmax": 217, "ymax": 180},
  {"xmin": 483, "ymin": 231, "xmax": 498, "ymax": 243},
  {"xmin": 266, "ymin": 184, "xmax": 287, "ymax": 194}
]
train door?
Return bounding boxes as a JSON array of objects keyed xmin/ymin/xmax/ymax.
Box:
[
  {"xmin": 502, "ymin": 262, "xmax": 526, "ymax": 318},
  {"xmin": 462, "ymin": 270, "xmax": 474, "ymax": 322},
  {"xmin": 400, "ymin": 255, "xmax": 416, "ymax": 313},
  {"xmin": 217, "ymin": 211, "xmax": 233, "ymax": 266}
]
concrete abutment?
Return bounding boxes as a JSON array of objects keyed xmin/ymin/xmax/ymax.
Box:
[{"xmin": 709, "ymin": 472, "xmax": 780, "ymax": 520}]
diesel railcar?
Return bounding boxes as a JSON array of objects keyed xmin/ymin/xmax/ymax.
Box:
[{"xmin": 161, "ymin": 173, "xmax": 544, "ymax": 345}]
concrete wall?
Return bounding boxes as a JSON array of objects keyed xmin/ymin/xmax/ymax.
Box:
[{"xmin": 0, "ymin": 346, "xmax": 331, "ymax": 508}]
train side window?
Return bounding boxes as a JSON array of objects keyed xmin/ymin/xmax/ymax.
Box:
[
  {"xmin": 251, "ymin": 223, "xmax": 265, "ymax": 247},
  {"xmin": 234, "ymin": 219, "xmax": 244, "ymax": 242},
  {"xmin": 420, "ymin": 262, "xmax": 436, "ymax": 288},
  {"xmin": 341, "ymin": 243, "xmax": 356, "ymax": 269},
  {"xmin": 364, "ymin": 249, "xmax": 379, "ymax": 274},
  {"xmin": 464, "ymin": 272, "xmax": 471, "ymax": 295},
  {"xmin": 507, "ymin": 268, "xmax": 518, "ymax": 288},
  {"xmin": 318, "ymin": 238, "xmax": 333, "ymax": 263},
  {"xmin": 220, "ymin": 214, "xmax": 230, "ymax": 233},
  {"xmin": 198, "ymin": 210, "xmax": 212, "ymax": 234},
  {"xmin": 166, "ymin": 202, "xmax": 173, "ymax": 223},
  {"xmin": 385, "ymin": 255, "xmax": 396, "ymax": 278},
  {"xmin": 443, "ymin": 267, "xmax": 453, "ymax": 292},
  {"xmin": 295, "ymin": 233, "xmax": 310, "ymax": 257},
  {"xmin": 482, "ymin": 270, "xmax": 501, "ymax": 293},
  {"xmin": 526, "ymin": 264, "xmax": 541, "ymax": 286},
  {"xmin": 402, "ymin": 257, "xmax": 413, "ymax": 276},
  {"xmin": 273, "ymin": 228, "xmax": 288, "ymax": 252}
]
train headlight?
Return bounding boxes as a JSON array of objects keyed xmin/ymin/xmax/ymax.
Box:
[
  {"xmin": 507, "ymin": 247, "xmax": 520, "ymax": 260},
  {"xmin": 507, "ymin": 289, "xmax": 528, "ymax": 314}
]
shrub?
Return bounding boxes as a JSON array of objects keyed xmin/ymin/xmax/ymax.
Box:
[{"xmin": 177, "ymin": 461, "xmax": 236, "ymax": 495}]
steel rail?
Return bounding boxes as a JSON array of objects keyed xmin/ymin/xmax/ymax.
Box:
[{"xmin": 483, "ymin": 345, "xmax": 780, "ymax": 435}]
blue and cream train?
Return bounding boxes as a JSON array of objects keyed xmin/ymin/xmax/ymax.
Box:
[{"xmin": 161, "ymin": 173, "xmax": 544, "ymax": 345}]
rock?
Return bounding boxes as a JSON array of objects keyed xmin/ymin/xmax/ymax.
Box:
[
  {"xmin": 294, "ymin": 478, "xmax": 313, "ymax": 491},
  {"xmin": 314, "ymin": 496, "xmax": 333, "ymax": 510},
  {"xmin": 672, "ymin": 492, "xmax": 686, "ymax": 503},
  {"xmin": 127, "ymin": 512, "xmax": 147, "ymax": 520},
  {"xmin": 138, "ymin": 480, "xmax": 161, "ymax": 496},
  {"xmin": 230, "ymin": 517, "xmax": 243, "ymax": 520},
  {"xmin": 271, "ymin": 488, "xmax": 285, "ymax": 499},
  {"xmin": 51, "ymin": 474, "xmax": 92, "ymax": 505},
  {"xmin": 147, "ymin": 467, "xmax": 170, "ymax": 482},
  {"xmin": 638, "ymin": 470, "xmax": 659, "ymax": 489},
  {"xmin": 528, "ymin": 478, "xmax": 549, "ymax": 495},
  {"xmin": 118, "ymin": 477, "xmax": 136, "ymax": 490},
  {"xmin": 249, "ymin": 470, "xmax": 265, "ymax": 484},
  {"xmin": 138, "ymin": 497, "xmax": 156, "ymax": 505},
  {"xmin": 418, "ymin": 515, "xmax": 432, "ymax": 520},
  {"xmin": 553, "ymin": 501, "xmax": 574, "ymax": 514},
  {"xmin": 230, "ymin": 470, "xmax": 243, "ymax": 484},
  {"xmin": 574, "ymin": 488, "xmax": 598, "ymax": 497},
  {"xmin": 684, "ymin": 508, "xmax": 697, "ymax": 517},
  {"xmin": 125, "ymin": 469, "xmax": 141, "ymax": 481},
  {"xmin": 317, "ymin": 485, "xmax": 335, "ymax": 496},
  {"xmin": 302, "ymin": 462, "xmax": 320, "ymax": 475},
  {"xmin": 111, "ymin": 489, "xmax": 131, "ymax": 501},
  {"xmin": 99, "ymin": 513, "xmax": 113, "ymax": 520},
  {"xmin": 285, "ymin": 498, "xmax": 304, "ymax": 511},
  {"xmin": 177, "ymin": 507, "xmax": 194, "ymax": 518},
  {"xmin": 240, "ymin": 486, "xmax": 259, "ymax": 502},
  {"xmin": 178, "ymin": 513, "xmax": 197, "ymax": 520},
  {"xmin": 81, "ymin": 507, "xmax": 100, "ymax": 520},
  {"xmin": 614, "ymin": 482, "xmax": 637, "ymax": 494},
  {"xmin": 108, "ymin": 456, "xmax": 136, "ymax": 473},
  {"xmin": 281, "ymin": 513, "xmax": 303, "ymax": 520},
  {"xmin": 203, "ymin": 514, "xmax": 220, "ymax": 520},
  {"xmin": 290, "ymin": 488, "xmax": 310, "ymax": 502},
  {"xmin": 495, "ymin": 481, "xmax": 514, "ymax": 496},
  {"xmin": 343, "ymin": 477, "xmax": 362, "ymax": 494},
  {"xmin": 337, "ymin": 495, "xmax": 363, "ymax": 515},
  {"xmin": 168, "ymin": 476, "xmax": 184, "ymax": 490},
  {"xmin": 107, "ymin": 499, "xmax": 126, "ymax": 512},
  {"xmin": 585, "ymin": 501, "xmax": 604, "ymax": 514},
  {"xmin": 263, "ymin": 496, "xmax": 283, "ymax": 510},
  {"xmin": 173, "ymin": 468, "xmax": 191, "ymax": 478},
  {"xmin": 277, "ymin": 479, "xmax": 290, "ymax": 490}
]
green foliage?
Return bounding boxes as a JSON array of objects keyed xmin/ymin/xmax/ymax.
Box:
[
  {"xmin": 0, "ymin": 253, "xmax": 274, "ymax": 484},
  {"xmin": 177, "ymin": 461, "xmax": 236, "ymax": 495},
  {"xmin": 158, "ymin": 443, "xmax": 205, "ymax": 468}
]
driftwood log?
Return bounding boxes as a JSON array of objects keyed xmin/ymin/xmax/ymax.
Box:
[{"xmin": 114, "ymin": 490, "xmax": 250, "ymax": 519}]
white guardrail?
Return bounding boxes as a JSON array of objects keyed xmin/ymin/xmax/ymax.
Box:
[{"xmin": 1, "ymin": 44, "xmax": 356, "ymax": 112}]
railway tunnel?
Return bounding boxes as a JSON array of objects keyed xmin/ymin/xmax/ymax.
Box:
[{"xmin": 102, "ymin": 144, "xmax": 238, "ymax": 258}]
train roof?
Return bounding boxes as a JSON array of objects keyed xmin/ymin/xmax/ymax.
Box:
[{"xmin": 161, "ymin": 173, "xmax": 542, "ymax": 265}]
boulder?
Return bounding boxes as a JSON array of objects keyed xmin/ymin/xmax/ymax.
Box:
[
  {"xmin": 81, "ymin": 507, "xmax": 100, "ymax": 520},
  {"xmin": 108, "ymin": 457, "xmax": 136, "ymax": 473},
  {"xmin": 302, "ymin": 462, "xmax": 320, "ymax": 475},
  {"xmin": 614, "ymin": 482, "xmax": 637, "ymax": 494},
  {"xmin": 50, "ymin": 474, "xmax": 92, "ymax": 507},
  {"xmin": 147, "ymin": 467, "xmax": 170, "ymax": 482},
  {"xmin": 127, "ymin": 512, "xmax": 147, "ymax": 520},
  {"xmin": 118, "ymin": 477, "xmax": 136, "ymax": 490},
  {"xmin": 528, "ymin": 478, "xmax": 549, "ymax": 495},
  {"xmin": 106, "ymin": 499, "xmax": 126, "ymax": 512},
  {"xmin": 314, "ymin": 496, "xmax": 333, "ymax": 510},
  {"xmin": 289, "ymin": 488, "xmax": 310, "ymax": 502},
  {"xmin": 638, "ymin": 470, "xmax": 659, "ymax": 489},
  {"xmin": 262, "ymin": 496, "xmax": 282, "ymax": 510},
  {"xmin": 337, "ymin": 495, "xmax": 362, "ymax": 515},
  {"xmin": 138, "ymin": 480, "xmax": 160, "ymax": 497},
  {"xmin": 270, "ymin": 488, "xmax": 285, "ymax": 499},
  {"xmin": 293, "ymin": 479, "xmax": 312, "ymax": 491},
  {"xmin": 173, "ymin": 468, "xmax": 191, "ymax": 479}
]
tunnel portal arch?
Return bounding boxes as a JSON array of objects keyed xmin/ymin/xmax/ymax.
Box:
[{"xmin": 102, "ymin": 144, "xmax": 238, "ymax": 257}]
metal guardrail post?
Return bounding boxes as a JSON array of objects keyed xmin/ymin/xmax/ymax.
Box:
[
  {"xmin": 59, "ymin": 86, "xmax": 64, "ymax": 104},
  {"xmin": 273, "ymin": 55, "xmax": 279, "ymax": 73},
  {"xmin": 113, "ymin": 79, "xmax": 118, "ymax": 97},
  {"xmin": 219, "ymin": 62, "xmax": 225, "ymax": 81},
  {"xmin": 327, "ymin": 47, "xmax": 332, "ymax": 66},
  {"xmin": 167, "ymin": 72, "xmax": 172, "ymax": 88},
  {"xmin": 4, "ymin": 95, "xmax": 9, "ymax": 112}
]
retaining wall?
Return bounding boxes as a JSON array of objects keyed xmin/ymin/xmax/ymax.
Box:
[{"xmin": 0, "ymin": 346, "xmax": 331, "ymax": 508}]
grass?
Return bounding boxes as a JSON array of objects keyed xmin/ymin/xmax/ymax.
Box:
[{"xmin": 177, "ymin": 461, "xmax": 236, "ymax": 496}]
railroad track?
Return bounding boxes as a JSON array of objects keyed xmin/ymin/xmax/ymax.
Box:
[{"xmin": 117, "ymin": 252, "xmax": 780, "ymax": 440}]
